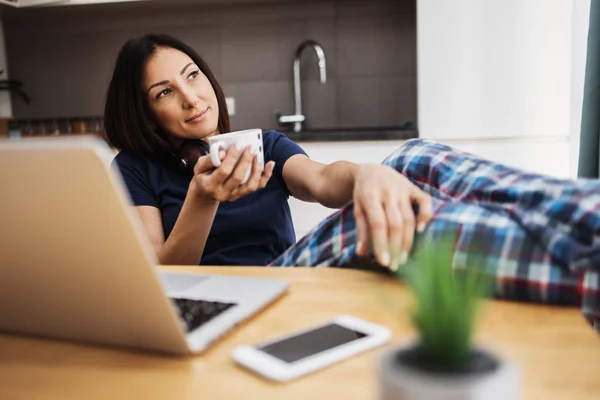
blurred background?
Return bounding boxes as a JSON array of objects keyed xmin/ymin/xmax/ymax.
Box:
[
  {"xmin": 0, "ymin": 0, "xmax": 417, "ymax": 133},
  {"xmin": 0, "ymin": 0, "xmax": 591, "ymax": 238}
]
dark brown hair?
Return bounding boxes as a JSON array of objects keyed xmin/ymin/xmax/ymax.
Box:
[{"xmin": 104, "ymin": 33, "xmax": 230, "ymax": 162}]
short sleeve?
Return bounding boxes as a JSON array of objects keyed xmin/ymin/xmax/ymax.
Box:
[
  {"xmin": 112, "ymin": 150, "xmax": 159, "ymax": 208},
  {"xmin": 262, "ymin": 130, "xmax": 308, "ymax": 193}
]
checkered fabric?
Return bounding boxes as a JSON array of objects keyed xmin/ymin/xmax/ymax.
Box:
[{"xmin": 269, "ymin": 139, "xmax": 600, "ymax": 331}]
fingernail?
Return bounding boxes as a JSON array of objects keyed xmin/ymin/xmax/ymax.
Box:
[
  {"xmin": 399, "ymin": 251, "xmax": 408, "ymax": 265},
  {"xmin": 356, "ymin": 241, "xmax": 364, "ymax": 255},
  {"xmin": 380, "ymin": 251, "xmax": 390, "ymax": 267},
  {"xmin": 417, "ymin": 222, "xmax": 427, "ymax": 233},
  {"xmin": 235, "ymin": 142, "xmax": 244, "ymax": 151},
  {"xmin": 219, "ymin": 150, "xmax": 226, "ymax": 159},
  {"xmin": 390, "ymin": 258, "xmax": 400, "ymax": 272},
  {"xmin": 250, "ymin": 145, "xmax": 258, "ymax": 155}
]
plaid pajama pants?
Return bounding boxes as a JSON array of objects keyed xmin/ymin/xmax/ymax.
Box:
[{"xmin": 269, "ymin": 139, "xmax": 600, "ymax": 331}]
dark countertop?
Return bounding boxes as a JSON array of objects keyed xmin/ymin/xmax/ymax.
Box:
[{"xmin": 279, "ymin": 127, "xmax": 419, "ymax": 143}]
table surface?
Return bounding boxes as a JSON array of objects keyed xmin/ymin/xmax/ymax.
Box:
[{"xmin": 0, "ymin": 266, "xmax": 598, "ymax": 400}]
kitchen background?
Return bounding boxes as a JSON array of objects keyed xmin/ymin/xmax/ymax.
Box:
[
  {"xmin": 0, "ymin": 0, "xmax": 591, "ymax": 239},
  {"xmin": 2, "ymin": 0, "xmax": 417, "ymax": 133}
]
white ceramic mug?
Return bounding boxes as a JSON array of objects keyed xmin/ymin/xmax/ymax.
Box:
[{"xmin": 207, "ymin": 129, "xmax": 264, "ymax": 184}]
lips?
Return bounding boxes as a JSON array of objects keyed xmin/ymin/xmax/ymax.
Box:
[{"xmin": 185, "ymin": 107, "xmax": 209, "ymax": 123}]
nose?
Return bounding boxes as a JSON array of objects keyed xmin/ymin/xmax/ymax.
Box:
[{"xmin": 181, "ymin": 83, "xmax": 199, "ymax": 109}]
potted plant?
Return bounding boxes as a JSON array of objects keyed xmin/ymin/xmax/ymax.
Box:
[{"xmin": 379, "ymin": 235, "xmax": 521, "ymax": 399}]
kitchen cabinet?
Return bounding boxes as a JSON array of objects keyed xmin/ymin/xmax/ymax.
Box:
[
  {"xmin": 0, "ymin": 0, "xmax": 306, "ymax": 8},
  {"xmin": 0, "ymin": 0, "xmax": 58, "ymax": 6},
  {"xmin": 0, "ymin": 0, "xmax": 150, "ymax": 7}
]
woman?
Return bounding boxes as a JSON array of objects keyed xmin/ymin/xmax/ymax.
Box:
[
  {"xmin": 105, "ymin": 33, "xmax": 433, "ymax": 269},
  {"xmin": 107, "ymin": 34, "xmax": 600, "ymax": 329}
]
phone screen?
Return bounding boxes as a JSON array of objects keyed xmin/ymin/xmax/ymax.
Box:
[{"xmin": 258, "ymin": 323, "xmax": 367, "ymax": 363}]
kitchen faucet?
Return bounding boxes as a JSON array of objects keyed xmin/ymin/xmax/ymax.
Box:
[{"xmin": 277, "ymin": 39, "xmax": 327, "ymax": 133}]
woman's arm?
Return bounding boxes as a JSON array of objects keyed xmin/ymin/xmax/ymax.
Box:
[
  {"xmin": 135, "ymin": 145, "xmax": 274, "ymax": 265},
  {"xmin": 282, "ymin": 154, "xmax": 357, "ymax": 208},
  {"xmin": 135, "ymin": 195, "xmax": 219, "ymax": 265},
  {"xmin": 282, "ymin": 154, "xmax": 432, "ymax": 269}
]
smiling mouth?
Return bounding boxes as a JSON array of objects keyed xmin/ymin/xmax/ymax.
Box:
[{"xmin": 185, "ymin": 108, "xmax": 209, "ymax": 123}]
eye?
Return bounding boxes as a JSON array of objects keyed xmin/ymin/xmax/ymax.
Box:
[
  {"xmin": 156, "ymin": 88, "xmax": 171, "ymax": 99},
  {"xmin": 188, "ymin": 70, "xmax": 200, "ymax": 80}
]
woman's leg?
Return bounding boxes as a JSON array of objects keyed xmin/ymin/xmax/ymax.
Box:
[
  {"xmin": 270, "ymin": 194, "xmax": 599, "ymax": 324},
  {"xmin": 269, "ymin": 139, "xmax": 600, "ymax": 327},
  {"xmin": 382, "ymin": 139, "xmax": 600, "ymax": 273}
]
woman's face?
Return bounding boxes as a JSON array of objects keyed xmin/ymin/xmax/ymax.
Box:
[{"xmin": 143, "ymin": 47, "xmax": 219, "ymax": 142}]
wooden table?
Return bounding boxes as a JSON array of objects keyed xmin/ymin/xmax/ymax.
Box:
[{"xmin": 0, "ymin": 267, "xmax": 598, "ymax": 400}]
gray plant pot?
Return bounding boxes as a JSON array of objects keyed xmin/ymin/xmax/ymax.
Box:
[{"xmin": 378, "ymin": 344, "xmax": 521, "ymax": 400}]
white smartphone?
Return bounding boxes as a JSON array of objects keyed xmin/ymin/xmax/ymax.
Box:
[{"xmin": 231, "ymin": 315, "xmax": 391, "ymax": 382}]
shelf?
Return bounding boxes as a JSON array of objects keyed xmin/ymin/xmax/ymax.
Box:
[{"xmin": 0, "ymin": 0, "xmax": 149, "ymax": 7}]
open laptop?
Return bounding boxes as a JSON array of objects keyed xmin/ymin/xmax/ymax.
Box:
[{"xmin": 0, "ymin": 135, "xmax": 289, "ymax": 355}]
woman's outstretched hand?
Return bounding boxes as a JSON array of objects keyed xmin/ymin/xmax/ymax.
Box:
[
  {"xmin": 190, "ymin": 144, "xmax": 275, "ymax": 203},
  {"xmin": 352, "ymin": 164, "xmax": 433, "ymax": 270}
]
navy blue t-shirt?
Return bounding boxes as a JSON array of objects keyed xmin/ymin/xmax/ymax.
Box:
[{"xmin": 112, "ymin": 130, "xmax": 307, "ymax": 266}]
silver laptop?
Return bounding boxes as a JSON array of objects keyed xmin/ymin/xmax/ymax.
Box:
[{"xmin": 0, "ymin": 135, "xmax": 288, "ymax": 355}]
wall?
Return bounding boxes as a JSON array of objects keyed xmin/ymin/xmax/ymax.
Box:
[
  {"xmin": 569, "ymin": 0, "xmax": 591, "ymax": 177},
  {"xmin": 417, "ymin": 0, "xmax": 590, "ymax": 179},
  {"xmin": 2, "ymin": 0, "xmax": 417, "ymax": 132},
  {"xmin": 3, "ymin": 0, "xmax": 592, "ymax": 241},
  {"xmin": 289, "ymin": 136, "xmax": 572, "ymax": 238},
  {"xmin": 418, "ymin": 0, "xmax": 572, "ymax": 141},
  {"xmin": 0, "ymin": 19, "xmax": 12, "ymax": 118},
  {"xmin": 293, "ymin": 0, "xmax": 591, "ymax": 237}
]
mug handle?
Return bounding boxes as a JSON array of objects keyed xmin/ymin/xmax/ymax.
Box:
[{"xmin": 209, "ymin": 141, "xmax": 225, "ymax": 167}]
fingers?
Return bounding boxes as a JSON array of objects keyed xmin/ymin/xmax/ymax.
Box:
[
  {"xmin": 210, "ymin": 145, "xmax": 249, "ymax": 201},
  {"xmin": 193, "ymin": 153, "xmax": 219, "ymax": 175},
  {"xmin": 413, "ymin": 188, "xmax": 433, "ymax": 233},
  {"xmin": 384, "ymin": 198, "xmax": 404, "ymax": 271},
  {"xmin": 212, "ymin": 143, "xmax": 245, "ymax": 185},
  {"xmin": 228, "ymin": 160, "xmax": 274, "ymax": 201},
  {"xmin": 244, "ymin": 152, "xmax": 265, "ymax": 192},
  {"xmin": 398, "ymin": 196, "xmax": 416, "ymax": 268},
  {"xmin": 222, "ymin": 156, "xmax": 274, "ymax": 205},
  {"xmin": 257, "ymin": 161, "xmax": 275, "ymax": 189},
  {"xmin": 222, "ymin": 145, "xmax": 255, "ymax": 192},
  {"xmin": 192, "ymin": 143, "xmax": 273, "ymax": 202},
  {"xmin": 353, "ymin": 202, "xmax": 369, "ymax": 256},
  {"xmin": 228, "ymin": 157, "xmax": 268, "ymax": 201},
  {"xmin": 357, "ymin": 185, "xmax": 428, "ymax": 271},
  {"xmin": 362, "ymin": 195, "xmax": 390, "ymax": 268}
]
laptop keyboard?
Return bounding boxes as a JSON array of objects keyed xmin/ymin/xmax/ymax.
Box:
[{"xmin": 171, "ymin": 298, "xmax": 237, "ymax": 332}]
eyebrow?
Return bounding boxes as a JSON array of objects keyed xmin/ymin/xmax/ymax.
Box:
[
  {"xmin": 180, "ymin": 62, "xmax": 194, "ymax": 75},
  {"xmin": 147, "ymin": 80, "xmax": 168, "ymax": 94},
  {"xmin": 147, "ymin": 63, "xmax": 196, "ymax": 94}
]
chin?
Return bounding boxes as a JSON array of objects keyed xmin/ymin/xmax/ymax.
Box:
[{"xmin": 187, "ymin": 126, "xmax": 218, "ymax": 140}]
